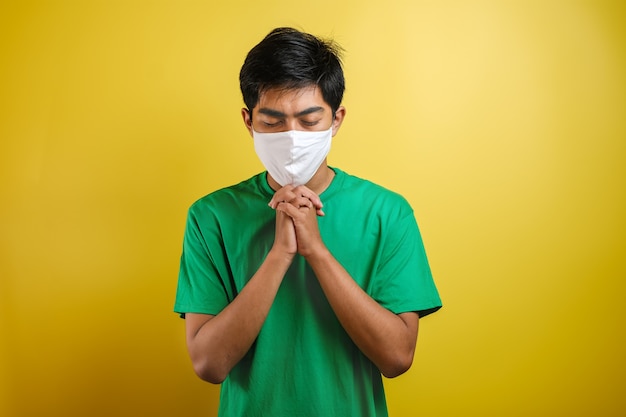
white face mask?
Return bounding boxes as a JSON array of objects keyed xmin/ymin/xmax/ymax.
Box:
[{"xmin": 253, "ymin": 125, "xmax": 333, "ymax": 187}]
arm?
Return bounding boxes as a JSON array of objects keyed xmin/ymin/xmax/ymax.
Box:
[
  {"xmin": 275, "ymin": 190, "xmax": 419, "ymax": 378},
  {"xmin": 185, "ymin": 208, "xmax": 297, "ymax": 384},
  {"xmin": 306, "ymin": 249, "xmax": 419, "ymax": 378}
]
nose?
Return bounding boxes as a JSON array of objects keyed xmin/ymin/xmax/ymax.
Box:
[{"xmin": 284, "ymin": 119, "xmax": 299, "ymax": 132}]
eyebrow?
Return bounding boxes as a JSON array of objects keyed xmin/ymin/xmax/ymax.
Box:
[{"xmin": 257, "ymin": 106, "xmax": 325, "ymax": 118}]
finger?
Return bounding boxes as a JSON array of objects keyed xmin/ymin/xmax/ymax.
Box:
[
  {"xmin": 268, "ymin": 185, "xmax": 296, "ymax": 209},
  {"xmin": 292, "ymin": 197, "xmax": 326, "ymax": 216},
  {"xmin": 275, "ymin": 201, "xmax": 324, "ymax": 216},
  {"xmin": 292, "ymin": 185, "xmax": 323, "ymax": 209},
  {"xmin": 275, "ymin": 201, "xmax": 300, "ymax": 218},
  {"xmin": 286, "ymin": 196, "xmax": 314, "ymax": 209},
  {"xmin": 284, "ymin": 196, "xmax": 325, "ymax": 217}
]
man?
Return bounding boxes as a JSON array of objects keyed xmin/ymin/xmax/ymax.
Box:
[{"xmin": 174, "ymin": 27, "xmax": 442, "ymax": 416}]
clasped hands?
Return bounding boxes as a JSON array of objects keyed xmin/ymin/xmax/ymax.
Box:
[{"xmin": 268, "ymin": 185, "xmax": 326, "ymax": 258}]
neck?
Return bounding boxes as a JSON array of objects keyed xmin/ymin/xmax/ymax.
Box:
[{"xmin": 305, "ymin": 165, "xmax": 335, "ymax": 195}]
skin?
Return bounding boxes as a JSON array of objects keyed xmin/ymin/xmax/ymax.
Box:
[{"xmin": 185, "ymin": 85, "xmax": 419, "ymax": 384}]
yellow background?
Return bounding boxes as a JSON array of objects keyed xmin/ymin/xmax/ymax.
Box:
[{"xmin": 1, "ymin": 1, "xmax": 624, "ymax": 416}]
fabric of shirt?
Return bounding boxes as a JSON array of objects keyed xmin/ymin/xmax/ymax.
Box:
[{"xmin": 174, "ymin": 167, "xmax": 442, "ymax": 417}]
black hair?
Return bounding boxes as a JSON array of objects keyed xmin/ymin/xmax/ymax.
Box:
[{"xmin": 239, "ymin": 27, "xmax": 345, "ymax": 114}]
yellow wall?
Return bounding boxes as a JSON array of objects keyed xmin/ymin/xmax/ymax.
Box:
[{"xmin": 1, "ymin": 1, "xmax": 624, "ymax": 416}]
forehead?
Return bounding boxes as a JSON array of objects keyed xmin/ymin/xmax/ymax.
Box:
[{"xmin": 255, "ymin": 85, "xmax": 330, "ymax": 115}]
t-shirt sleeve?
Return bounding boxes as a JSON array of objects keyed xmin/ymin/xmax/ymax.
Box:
[
  {"xmin": 173, "ymin": 204, "xmax": 231, "ymax": 317},
  {"xmin": 372, "ymin": 210, "xmax": 442, "ymax": 318}
]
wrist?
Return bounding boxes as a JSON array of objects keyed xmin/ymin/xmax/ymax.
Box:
[
  {"xmin": 302, "ymin": 244, "xmax": 331, "ymax": 264},
  {"xmin": 267, "ymin": 247, "xmax": 296, "ymax": 265}
]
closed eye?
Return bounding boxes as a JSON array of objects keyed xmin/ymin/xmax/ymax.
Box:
[{"xmin": 263, "ymin": 121, "xmax": 283, "ymax": 128}]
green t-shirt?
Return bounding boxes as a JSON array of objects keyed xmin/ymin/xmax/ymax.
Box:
[{"xmin": 174, "ymin": 167, "xmax": 441, "ymax": 417}]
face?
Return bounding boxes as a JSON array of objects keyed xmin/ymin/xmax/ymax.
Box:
[{"xmin": 242, "ymin": 85, "xmax": 345, "ymax": 136}]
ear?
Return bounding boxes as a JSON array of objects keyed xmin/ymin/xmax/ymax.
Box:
[
  {"xmin": 241, "ymin": 108, "xmax": 253, "ymax": 137},
  {"xmin": 331, "ymin": 106, "xmax": 346, "ymax": 137}
]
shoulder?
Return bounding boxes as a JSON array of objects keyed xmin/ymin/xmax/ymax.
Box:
[
  {"xmin": 188, "ymin": 173, "xmax": 267, "ymax": 217},
  {"xmin": 333, "ymin": 168, "xmax": 413, "ymax": 215}
]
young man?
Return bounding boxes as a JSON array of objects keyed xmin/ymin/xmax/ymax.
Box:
[{"xmin": 174, "ymin": 27, "xmax": 442, "ymax": 416}]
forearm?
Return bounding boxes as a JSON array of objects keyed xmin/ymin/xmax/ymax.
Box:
[
  {"xmin": 186, "ymin": 250, "xmax": 293, "ymax": 383},
  {"xmin": 273, "ymin": 189, "xmax": 418, "ymax": 376},
  {"xmin": 306, "ymin": 248, "xmax": 419, "ymax": 378}
]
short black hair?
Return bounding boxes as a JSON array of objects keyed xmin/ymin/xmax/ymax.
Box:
[{"xmin": 239, "ymin": 27, "xmax": 345, "ymax": 114}]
